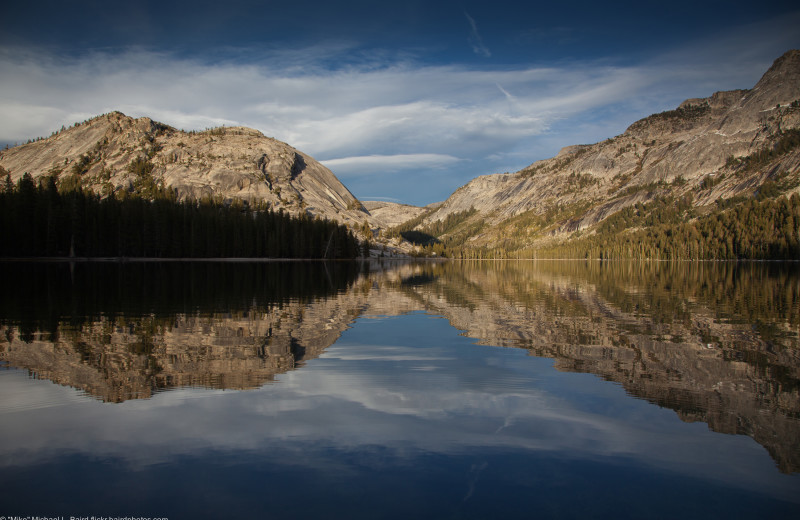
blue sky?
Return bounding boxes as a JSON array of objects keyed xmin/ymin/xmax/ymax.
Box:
[{"xmin": 1, "ymin": 1, "xmax": 799, "ymax": 205}]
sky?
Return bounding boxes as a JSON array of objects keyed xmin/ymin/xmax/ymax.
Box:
[{"xmin": 1, "ymin": 1, "xmax": 799, "ymax": 206}]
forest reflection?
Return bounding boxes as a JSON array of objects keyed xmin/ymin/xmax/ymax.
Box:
[
  {"xmin": 0, "ymin": 261, "xmax": 363, "ymax": 400},
  {"xmin": 1, "ymin": 259, "xmax": 798, "ymax": 471}
]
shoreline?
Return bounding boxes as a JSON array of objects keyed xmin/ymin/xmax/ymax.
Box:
[{"xmin": 0, "ymin": 256, "xmax": 365, "ymax": 263}]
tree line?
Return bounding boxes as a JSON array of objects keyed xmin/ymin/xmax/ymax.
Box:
[
  {"xmin": 0, "ymin": 173, "xmax": 361, "ymax": 259},
  {"xmin": 531, "ymin": 193, "xmax": 800, "ymax": 260},
  {"xmin": 386, "ymin": 207, "xmax": 483, "ymax": 257},
  {"xmin": 408, "ymin": 192, "xmax": 800, "ymax": 260}
]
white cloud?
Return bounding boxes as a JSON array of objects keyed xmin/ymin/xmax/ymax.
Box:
[
  {"xmin": 0, "ymin": 48, "xmax": 642, "ymax": 156},
  {"xmin": 321, "ymin": 153, "xmax": 462, "ymax": 176},
  {"xmin": 0, "ymin": 45, "xmax": 771, "ymax": 154}
]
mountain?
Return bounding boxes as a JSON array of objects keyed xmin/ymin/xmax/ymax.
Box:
[
  {"xmin": 0, "ymin": 112, "xmax": 370, "ymax": 228},
  {"xmin": 362, "ymin": 200, "xmax": 431, "ymax": 228},
  {"xmin": 397, "ymin": 50, "xmax": 800, "ymax": 258}
]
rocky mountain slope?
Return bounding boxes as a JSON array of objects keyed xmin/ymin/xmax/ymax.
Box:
[
  {"xmin": 0, "ymin": 112, "xmax": 371, "ymax": 228},
  {"xmin": 362, "ymin": 200, "xmax": 429, "ymax": 228},
  {"xmin": 401, "ymin": 50, "xmax": 800, "ymax": 254}
]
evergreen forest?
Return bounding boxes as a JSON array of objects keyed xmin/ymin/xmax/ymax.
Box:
[
  {"xmin": 527, "ymin": 193, "xmax": 800, "ymax": 260},
  {"xmin": 0, "ymin": 173, "xmax": 361, "ymax": 259},
  {"xmin": 395, "ymin": 193, "xmax": 800, "ymax": 260}
]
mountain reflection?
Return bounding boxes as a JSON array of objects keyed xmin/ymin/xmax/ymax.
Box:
[
  {"xmin": 400, "ymin": 261, "xmax": 800, "ymax": 473},
  {"xmin": 0, "ymin": 261, "xmax": 362, "ymax": 401},
  {"xmin": 0, "ymin": 259, "xmax": 798, "ymax": 472}
]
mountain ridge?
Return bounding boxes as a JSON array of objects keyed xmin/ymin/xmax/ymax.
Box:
[
  {"xmin": 397, "ymin": 50, "xmax": 800, "ymax": 256},
  {"xmin": 0, "ymin": 111, "xmax": 372, "ymax": 229}
]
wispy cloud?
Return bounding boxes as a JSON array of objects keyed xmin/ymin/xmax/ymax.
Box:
[
  {"xmin": 0, "ymin": 42, "xmax": 775, "ymax": 155},
  {"xmin": 496, "ymin": 83, "xmax": 515, "ymax": 102},
  {"xmin": 321, "ymin": 153, "xmax": 462, "ymax": 176},
  {"xmin": 464, "ymin": 12, "xmax": 491, "ymax": 58}
]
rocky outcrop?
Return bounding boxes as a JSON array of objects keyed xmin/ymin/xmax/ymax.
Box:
[{"xmin": 362, "ymin": 201, "xmax": 429, "ymax": 228}]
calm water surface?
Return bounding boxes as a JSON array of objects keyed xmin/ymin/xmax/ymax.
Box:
[{"xmin": 1, "ymin": 260, "xmax": 798, "ymax": 519}]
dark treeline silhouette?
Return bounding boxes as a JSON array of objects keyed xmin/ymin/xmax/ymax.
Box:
[
  {"xmin": 0, "ymin": 173, "xmax": 361, "ymax": 258},
  {"xmin": 0, "ymin": 261, "xmax": 363, "ymax": 341}
]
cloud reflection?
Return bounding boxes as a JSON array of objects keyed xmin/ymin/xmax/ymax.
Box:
[{"xmin": 1, "ymin": 312, "xmax": 796, "ymax": 503}]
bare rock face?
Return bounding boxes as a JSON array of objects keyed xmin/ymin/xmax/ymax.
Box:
[
  {"xmin": 0, "ymin": 113, "xmax": 370, "ymax": 228},
  {"xmin": 415, "ymin": 50, "xmax": 800, "ymax": 246},
  {"xmin": 362, "ymin": 200, "xmax": 429, "ymax": 228}
]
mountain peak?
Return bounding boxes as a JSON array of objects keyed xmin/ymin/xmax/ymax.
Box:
[
  {"xmin": 766, "ymin": 49, "xmax": 800, "ymax": 73},
  {"xmin": 754, "ymin": 49, "xmax": 800, "ymax": 90}
]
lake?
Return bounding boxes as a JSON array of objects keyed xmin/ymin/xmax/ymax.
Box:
[{"xmin": 1, "ymin": 260, "xmax": 798, "ymax": 519}]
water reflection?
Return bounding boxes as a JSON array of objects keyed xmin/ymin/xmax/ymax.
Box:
[
  {"xmin": 403, "ymin": 261, "xmax": 800, "ymax": 474},
  {"xmin": 0, "ymin": 261, "xmax": 362, "ymax": 400},
  {"xmin": 1, "ymin": 259, "xmax": 799, "ymax": 477}
]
